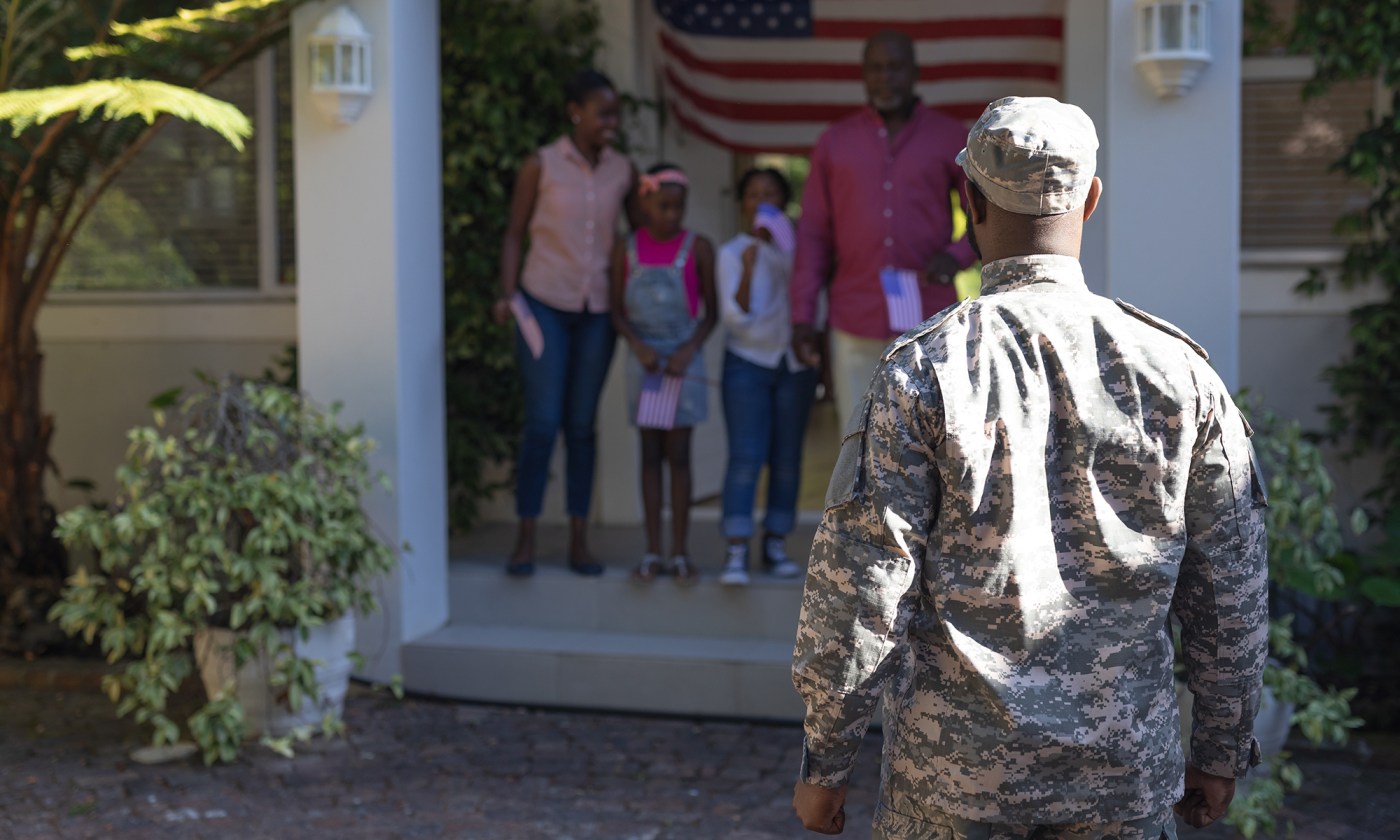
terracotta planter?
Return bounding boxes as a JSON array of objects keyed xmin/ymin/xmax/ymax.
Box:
[{"xmin": 193, "ymin": 612, "xmax": 356, "ymax": 739}]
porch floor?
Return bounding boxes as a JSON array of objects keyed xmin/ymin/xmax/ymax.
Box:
[{"xmin": 407, "ymin": 520, "xmax": 821, "ymax": 720}]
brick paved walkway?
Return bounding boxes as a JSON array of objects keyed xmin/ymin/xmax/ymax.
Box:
[{"xmin": 3, "ymin": 660, "xmax": 1398, "ymax": 839}]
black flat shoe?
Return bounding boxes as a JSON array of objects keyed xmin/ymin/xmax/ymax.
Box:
[
  {"xmin": 505, "ymin": 560, "xmax": 535, "ymax": 577},
  {"xmin": 568, "ymin": 560, "xmax": 605, "ymax": 577}
]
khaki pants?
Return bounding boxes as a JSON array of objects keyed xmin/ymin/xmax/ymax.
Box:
[{"xmin": 830, "ymin": 328, "xmax": 894, "ymax": 428}]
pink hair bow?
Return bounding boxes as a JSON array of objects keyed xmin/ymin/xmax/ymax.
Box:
[{"xmin": 639, "ymin": 169, "xmax": 689, "ymax": 194}]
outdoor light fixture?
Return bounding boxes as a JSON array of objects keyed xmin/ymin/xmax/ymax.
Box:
[
  {"xmin": 308, "ymin": 4, "xmax": 372, "ymax": 125},
  {"xmin": 1134, "ymin": 0, "xmax": 1212, "ymax": 98}
]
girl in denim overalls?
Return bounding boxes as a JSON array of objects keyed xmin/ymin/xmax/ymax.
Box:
[{"xmin": 609, "ymin": 163, "xmax": 717, "ymax": 584}]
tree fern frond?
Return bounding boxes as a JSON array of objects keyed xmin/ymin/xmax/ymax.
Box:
[
  {"xmin": 0, "ymin": 79, "xmax": 251, "ymax": 150},
  {"xmin": 66, "ymin": 0, "xmax": 292, "ymax": 61}
]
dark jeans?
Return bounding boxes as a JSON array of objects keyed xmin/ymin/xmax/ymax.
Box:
[
  {"xmin": 515, "ymin": 291, "xmax": 616, "ymax": 518},
  {"xmin": 720, "ymin": 351, "xmax": 817, "ymax": 539}
]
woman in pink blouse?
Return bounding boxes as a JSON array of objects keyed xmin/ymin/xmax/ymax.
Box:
[{"xmin": 494, "ymin": 70, "xmax": 641, "ymax": 577}]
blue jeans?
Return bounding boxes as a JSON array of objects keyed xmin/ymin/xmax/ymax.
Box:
[
  {"xmin": 720, "ymin": 351, "xmax": 818, "ymax": 539},
  {"xmin": 515, "ymin": 291, "xmax": 616, "ymax": 518}
]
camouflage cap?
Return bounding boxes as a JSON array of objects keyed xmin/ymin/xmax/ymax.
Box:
[{"xmin": 955, "ymin": 96, "xmax": 1099, "ymax": 216}]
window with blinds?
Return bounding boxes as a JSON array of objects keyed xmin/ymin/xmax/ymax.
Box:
[
  {"xmin": 1241, "ymin": 77, "xmax": 1376, "ymax": 250},
  {"xmin": 54, "ymin": 44, "xmax": 294, "ymax": 292}
]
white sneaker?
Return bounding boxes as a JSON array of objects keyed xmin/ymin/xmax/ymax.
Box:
[
  {"xmin": 763, "ymin": 536, "xmax": 801, "ymax": 578},
  {"xmin": 719, "ymin": 544, "xmax": 750, "ymax": 587}
]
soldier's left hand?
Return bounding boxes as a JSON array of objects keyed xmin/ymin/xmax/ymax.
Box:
[
  {"xmin": 1175, "ymin": 766, "xmax": 1236, "ymax": 828},
  {"xmin": 793, "ymin": 780, "xmax": 846, "ymax": 834}
]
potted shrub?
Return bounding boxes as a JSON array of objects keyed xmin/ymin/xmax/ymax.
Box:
[{"xmin": 48, "ymin": 375, "xmax": 396, "ymax": 763}]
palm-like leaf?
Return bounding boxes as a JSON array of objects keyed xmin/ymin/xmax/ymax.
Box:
[{"xmin": 0, "ymin": 78, "xmax": 250, "ymax": 149}]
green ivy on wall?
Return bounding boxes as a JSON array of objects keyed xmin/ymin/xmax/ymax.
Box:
[
  {"xmin": 440, "ymin": 0, "xmax": 601, "ymax": 531},
  {"xmin": 1292, "ymin": 1, "xmax": 1400, "ymax": 512}
]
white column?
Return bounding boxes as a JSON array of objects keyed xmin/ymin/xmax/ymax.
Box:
[
  {"xmin": 1064, "ymin": 0, "xmax": 1242, "ymax": 388},
  {"xmin": 292, "ymin": 0, "xmax": 447, "ymax": 681}
]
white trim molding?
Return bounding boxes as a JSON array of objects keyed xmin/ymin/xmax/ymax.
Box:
[
  {"xmin": 1240, "ymin": 265, "xmax": 1386, "ymax": 316},
  {"xmin": 38, "ymin": 300, "xmax": 297, "ymax": 343},
  {"xmin": 1241, "ymin": 55, "xmax": 1315, "ymax": 82}
]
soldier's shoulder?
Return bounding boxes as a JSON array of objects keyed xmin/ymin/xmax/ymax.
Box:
[
  {"xmin": 1113, "ymin": 298, "xmax": 1210, "ymax": 361},
  {"xmin": 883, "ymin": 299, "xmax": 973, "ymax": 363}
]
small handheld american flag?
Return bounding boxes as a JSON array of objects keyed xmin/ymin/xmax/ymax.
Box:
[
  {"xmin": 637, "ymin": 372, "xmax": 684, "ymax": 429},
  {"xmin": 754, "ymin": 203, "xmax": 796, "ymax": 255},
  {"xmin": 509, "ymin": 292, "xmax": 545, "ymax": 360},
  {"xmin": 880, "ymin": 267, "xmax": 923, "ymax": 332}
]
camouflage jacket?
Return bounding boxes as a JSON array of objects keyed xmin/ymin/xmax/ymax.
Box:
[{"xmin": 792, "ymin": 255, "xmax": 1268, "ymax": 826}]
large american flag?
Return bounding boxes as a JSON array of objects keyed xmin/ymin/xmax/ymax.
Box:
[{"xmin": 648, "ymin": 0, "xmax": 1066, "ymax": 153}]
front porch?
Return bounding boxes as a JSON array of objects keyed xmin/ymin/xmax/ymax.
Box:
[{"xmin": 403, "ymin": 520, "xmax": 818, "ymax": 720}]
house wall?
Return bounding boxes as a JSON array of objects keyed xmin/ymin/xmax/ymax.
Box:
[
  {"xmin": 37, "ymin": 0, "xmax": 1379, "ymax": 535},
  {"xmin": 1239, "ymin": 261, "xmax": 1386, "ymax": 511},
  {"xmin": 39, "ymin": 301, "xmax": 296, "ymax": 511}
]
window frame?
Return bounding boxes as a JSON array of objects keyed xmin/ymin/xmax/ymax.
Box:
[
  {"xmin": 47, "ymin": 48, "xmax": 294, "ymax": 305},
  {"xmin": 1240, "ymin": 54, "xmax": 1386, "ymax": 267}
]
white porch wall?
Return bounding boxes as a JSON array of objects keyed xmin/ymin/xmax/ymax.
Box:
[
  {"xmin": 38, "ymin": 302, "xmax": 296, "ymax": 511},
  {"xmin": 292, "ymin": 0, "xmax": 447, "ymax": 681},
  {"xmin": 1064, "ymin": 0, "xmax": 1242, "ymax": 388}
]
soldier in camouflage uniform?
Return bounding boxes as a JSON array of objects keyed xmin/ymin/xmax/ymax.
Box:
[{"xmin": 790, "ymin": 97, "xmax": 1269, "ymax": 839}]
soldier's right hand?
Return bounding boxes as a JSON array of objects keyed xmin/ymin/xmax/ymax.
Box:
[{"xmin": 793, "ymin": 781, "xmax": 846, "ymax": 835}]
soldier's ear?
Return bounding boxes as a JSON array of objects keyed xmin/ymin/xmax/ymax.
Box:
[
  {"xmin": 1081, "ymin": 177, "xmax": 1103, "ymax": 223},
  {"xmin": 964, "ymin": 182, "xmax": 988, "ymax": 226}
]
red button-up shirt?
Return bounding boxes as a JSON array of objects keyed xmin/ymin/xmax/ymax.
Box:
[{"xmin": 791, "ymin": 105, "xmax": 976, "ymax": 340}]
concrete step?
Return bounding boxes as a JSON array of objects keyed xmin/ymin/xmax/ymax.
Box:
[
  {"xmin": 447, "ymin": 560, "xmax": 805, "ymax": 642},
  {"xmin": 400, "ymin": 623, "xmax": 804, "ymax": 720},
  {"xmin": 401, "ymin": 521, "xmax": 819, "ymax": 719}
]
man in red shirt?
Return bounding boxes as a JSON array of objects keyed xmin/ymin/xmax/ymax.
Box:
[{"xmin": 790, "ymin": 30, "xmax": 976, "ymax": 423}]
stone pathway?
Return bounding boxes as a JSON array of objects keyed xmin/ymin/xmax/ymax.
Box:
[{"xmin": 2, "ymin": 660, "xmax": 1398, "ymax": 839}]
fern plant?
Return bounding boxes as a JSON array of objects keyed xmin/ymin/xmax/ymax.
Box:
[{"xmin": 0, "ymin": 0, "xmax": 311, "ymax": 653}]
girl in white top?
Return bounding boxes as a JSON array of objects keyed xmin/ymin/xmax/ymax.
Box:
[{"xmin": 716, "ymin": 168, "xmax": 818, "ymax": 586}]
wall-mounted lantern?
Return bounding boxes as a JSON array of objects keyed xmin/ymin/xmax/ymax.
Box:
[
  {"xmin": 308, "ymin": 5, "xmax": 372, "ymax": 126},
  {"xmin": 1135, "ymin": 0, "xmax": 1212, "ymax": 98}
]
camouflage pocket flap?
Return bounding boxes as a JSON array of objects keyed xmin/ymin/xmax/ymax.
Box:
[
  {"xmin": 825, "ymin": 394, "xmax": 872, "ymax": 510},
  {"xmin": 871, "ymin": 803, "xmax": 953, "ymax": 840}
]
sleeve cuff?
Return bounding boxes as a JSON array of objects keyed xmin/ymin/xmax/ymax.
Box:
[
  {"xmin": 1191, "ymin": 733, "xmax": 1263, "ymax": 779},
  {"xmin": 799, "ymin": 738, "xmax": 858, "ymax": 788}
]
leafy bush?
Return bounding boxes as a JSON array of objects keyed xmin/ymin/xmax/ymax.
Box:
[
  {"xmin": 440, "ymin": 0, "xmax": 601, "ymax": 530},
  {"xmin": 1224, "ymin": 397, "xmax": 1366, "ymax": 837},
  {"xmin": 48, "ymin": 376, "xmax": 395, "ymax": 763}
]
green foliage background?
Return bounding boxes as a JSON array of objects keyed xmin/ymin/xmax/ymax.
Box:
[
  {"xmin": 1291, "ymin": 1, "xmax": 1400, "ymax": 511},
  {"xmin": 440, "ymin": 0, "xmax": 601, "ymax": 531}
]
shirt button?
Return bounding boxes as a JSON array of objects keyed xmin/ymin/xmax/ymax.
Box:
[
  {"xmin": 884, "ymin": 237, "xmax": 893, "ymax": 247},
  {"xmin": 884, "ymin": 208, "xmax": 893, "ymax": 218},
  {"xmin": 884, "ymin": 181, "xmax": 893, "ymax": 191},
  {"xmin": 878, "ymin": 128, "xmax": 887, "ymax": 138}
]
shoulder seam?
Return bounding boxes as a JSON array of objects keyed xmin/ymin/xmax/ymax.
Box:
[
  {"xmin": 882, "ymin": 300, "xmax": 971, "ymax": 361},
  {"xmin": 1114, "ymin": 298, "xmax": 1210, "ymax": 361}
]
